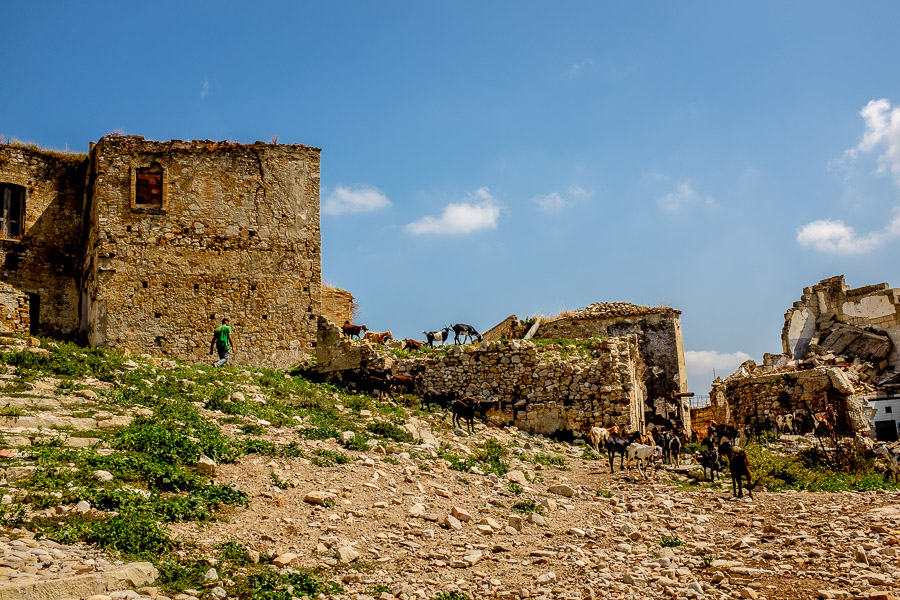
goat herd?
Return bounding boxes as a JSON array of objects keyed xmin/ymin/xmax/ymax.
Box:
[
  {"xmin": 341, "ymin": 321, "xmax": 484, "ymax": 349},
  {"xmin": 585, "ymin": 421, "xmax": 754, "ymax": 499}
]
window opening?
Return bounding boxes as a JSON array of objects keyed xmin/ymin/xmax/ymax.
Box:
[
  {"xmin": 0, "ymin": 184, "xmax": 25, "ymax": 238},
  {"xmin": 135, "ymin": 164, "xmax": 163, "ymax": 206}
]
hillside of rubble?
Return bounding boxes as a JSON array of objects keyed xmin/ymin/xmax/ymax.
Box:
[{"xmin": 0, "ymin": 336, "xmax": 898, "ymax": 600}]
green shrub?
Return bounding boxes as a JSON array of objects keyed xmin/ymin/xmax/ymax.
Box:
[
  {"xmin": 310, "ymin": 449, "xmax": 352, "ymax": 467},
  {"xmin": 532, "ymin": 453, "xmax": 567, "ymax": 469},
  {"xmin": 507, "ymin": 482, "xmax": 523, "ymax": 495},
  {"xmin": 242, "ymin": 569, "xmax": 344, "ymax": 600},
  {"xmin": 512, "ymin": 500, "xmax": 545, "ymax": 515},
  {"xmin": 343, "ymin": 433, "xmax": 370, "ymax": 451},
  {"xmin": 297, "ymin": 426, "xmax": 340, "ymax": 441},
  {"xmin": 366, "ymin": 421, "xmax": 412, "ymax": 443},
  {"xmin": 239, "ymin": 423, "xmax": 266, "ymax": 436},
  {"xmin": 660, "ymin": 536, "xmax": 684, "ymax": 547}
]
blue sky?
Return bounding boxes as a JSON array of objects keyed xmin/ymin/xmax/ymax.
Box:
[{"xmin": 4, "ymin": 2, "xmax": 900, "ymax": 394}]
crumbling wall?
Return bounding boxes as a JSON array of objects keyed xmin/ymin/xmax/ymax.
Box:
[
  {"xmin": 535, "ymin": 306, "xmax": 689, "ymax": 429},
  {"xmin": 404, "ymin": 337, "xmax": 646, "ymax": 436},
  {"xmin": 0, "ymin": 146, "xmax": 87, "ymax": 337},
  {"xmin": 83, "ymin": 136, "xmax": 321, "ymax": 368},
  {"xmin": 321, "ymin": 286, "xmax": 355, "ymax": 325},
  {"xmin": 783, "ymin": 275, "xmax": 900, "ymax": 368},
  {"xmin": 0, "ymin": 282, "xmax": 30, "ymax": 334},
  {"xmin": 709, "ymin": 363, "xmax": 874, "ymax": 436}
]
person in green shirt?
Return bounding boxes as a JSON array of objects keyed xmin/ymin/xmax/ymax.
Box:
[{"xmin": 209, "ymin": 318, "xmax": 234, "ymax": 367}]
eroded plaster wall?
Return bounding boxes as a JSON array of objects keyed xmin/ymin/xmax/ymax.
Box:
[
  {"xmin": 83, "ymin": 136, "xmax": 321, "ymax": 368},
  {"xmin": 0, "ymin": 146, "xmax": 87, "ymax": 337},
  {"xmin": 783, "ymin": 275, "xmax": 900, "ymax": 368}
]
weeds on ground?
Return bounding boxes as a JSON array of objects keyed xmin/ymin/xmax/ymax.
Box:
[
  {"xmin": 532, "ymin": 452, "xmax": 568, "ymax": 470},
  {"xmin": 659, "ymin": 536, "xmax": 684, "ymax": 547},
  {"xmin": 511, "ymin": 500, "xmax": 545, "ymax": 515}
]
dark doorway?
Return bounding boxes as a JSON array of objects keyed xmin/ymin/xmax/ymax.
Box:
[
  {"xmin": 875, "ymin": 419, "xmax": 898, "ymax": 442},
  {"xmin": 28, "ymin": 293, "xmax": 39, "ymax": 336}
]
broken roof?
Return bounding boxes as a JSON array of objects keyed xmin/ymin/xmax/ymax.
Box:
[{"xmin": 547, "ymin": 301, "xmax": 680, "ymax": 322}]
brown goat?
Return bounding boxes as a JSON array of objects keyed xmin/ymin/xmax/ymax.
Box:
[{"xmin": 363, "ymin": 330, "xmax": 393, "ymax": 345}]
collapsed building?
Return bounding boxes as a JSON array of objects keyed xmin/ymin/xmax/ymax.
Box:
[
  {"xmin": 317, "ymin": 300, "xmax": 691, "ymax": 437},
  {"xmin": 698, "ymin": 275, "xmax": 900, "ymax": 440},
  {"xmin": 0, "ymin": 136, "xmax": 322, "ymax": 368}
]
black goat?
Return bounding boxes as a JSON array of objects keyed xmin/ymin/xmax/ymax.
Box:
[
  {"xmin": 604, "ymin": 435, "xmax": 631, "ymax": 473},
  {"xmin": 452, "ymin": 397, "xmax": 477, "ymax": 433},
  {"xmin": 423, "ymin": 326, "xmax": 452, "ymax": 348},
  {"xmin": 421, "ymin": 390, "xmax": 457, "ymax": 412},
  {"xmin": 697, "ymin": 440, "xmax": 722, "ymax": 481},
  {"xmin": 719, "ymin": 440, "xmax": 753, "ymax": 498},
  {"xmin": 452, "ymin": 323, "xmax": 482, "ymax": 344}
]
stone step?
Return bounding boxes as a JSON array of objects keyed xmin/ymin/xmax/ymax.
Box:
[
  {"xmin": 0, "ymin": 561, "xmax": 157, "ymax": 600},
  {"xmin": 0, "ymin": 435, "xmax": 104, "ymax": 449},
  {"xmin": 0, "ymin": 415, "xmax": 132, "ymax": 431}
]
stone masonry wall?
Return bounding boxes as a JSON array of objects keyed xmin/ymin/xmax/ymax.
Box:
[
  {"xmin": 709, "ymin": 366, "xmax": 871, "ymax": 436},
  {"xmin": 536, "ymin": 311, "xmax": 689, "ymax": 429},
  {"xmin": 0, "ymin": 282, "xmax": 30, "ymax": 334},
  {"xmin": 82, "ymin": 136, "xmax": 321, "ymax": 368},
  {"xmin": 321, "ymin": 286, "xmax": 355, "ymax": 325},
  {"xmin": 784, "ymin": 275, "xmax": 900, "ymax": 369},
  {"xmin": 0, "ymin": 146, "xmax": 87, "ymax": 337},
  {"xmin": 398, "ymin": 338, "xmax": 647, "ymax": 436}
]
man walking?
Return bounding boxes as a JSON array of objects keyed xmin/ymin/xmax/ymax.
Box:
[{"xmin": 210, "ymin": 318, "xmax": 234, "ymax": 367}]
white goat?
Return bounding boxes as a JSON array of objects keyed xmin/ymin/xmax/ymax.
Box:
[
  {"xmin": 775, "ymin": 413, "xmax": 795, "ymax": 435},
  {"xmin": 586, "ymin": 426, "xmax": 612, "ymax": 453},
  {"xmin": 626, "ymin": 443, "xmax": 662, "ymax": 478},
  {"xmin": 875, "ymin": 445, "xmax": 900, "ymax": 482}
]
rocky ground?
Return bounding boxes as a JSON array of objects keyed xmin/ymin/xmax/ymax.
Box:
[
  {"xmin": 0, "ymin": 337, "xmax": 897, "ymax": 600},
  {"xmin": 167, "ymin": 412, "xmax": 900, "ymax": 600}
]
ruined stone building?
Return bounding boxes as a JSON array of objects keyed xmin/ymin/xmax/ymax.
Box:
[
  {"xmin": 700, "ymin": 275, "xmax": 900, "ymax": 440},
  {"xmin": 483, "ymin": 302, "xmax": 690, "ymax": 429},
  {"xmin": 0, "ymin": 136, "xmax": 321, "ymax": 368}
]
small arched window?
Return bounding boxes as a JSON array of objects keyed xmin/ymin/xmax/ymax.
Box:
[{"xmin": 0, "ymin": 183, "xmax": 25, "ymax": 238}]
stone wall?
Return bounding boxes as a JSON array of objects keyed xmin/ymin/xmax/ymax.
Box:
[
  {"xmin": 535, "ymin": 305, "xmax": 689, "ymax": 429},
  {"xmin": 0, "ymin": 146, "xmax": 87, "ymax": 337},
  {"xmin": 708, "ymin": 364, "xmax": 873, "ymax": 436},
  {"xmin": 82, "ymin": 136, "xmax": 321, "ymax": 368},
  {"xmin": 322, "ymin": 286, "xmax": 355, "ymax": 325},
  {"xmin": 404, "ymin": 337, "xmax": 647, "ymax": 436},
  {"xmin": 784, "ymin": 275, "xmax": 900, "ymax": 368},
  {"xmin": 0, "ymin": 282, "xmax": 30, "ymax": 334},
  {"xmin": 316, "ymin": 317, "xmax": 648, "ymax": 436}
]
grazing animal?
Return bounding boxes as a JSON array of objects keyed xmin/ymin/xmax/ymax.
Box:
[
  {"xmin": 451, "ymin": 323, "xmax": 482, "ymax": 344},
  {"xmin": 697, "ymin": 440, "xmax": 722, "ymax": 481},
  {"xmin": 657, "ymin": 430, "xmax": 682, "ymax": 466},
  {"xmin": 390, "ymin": 373, "xmax": 420, "ymax": 395},
  {"xmin": 402, "ymin": 339, "xmax": 425, "ymax": 351},
  {"xmin": 423, "ymin": 326, "xmax": 452, "ymax": 348},
  {"xmin": 875, "ymin": 445, "xmax": 900, "ymax": 482},
  {"xmin": 363, "ymin": 330, "xmax": 393, "ymax": 345},
  {"xmin": 604, "ymin": 435, "xmax": 631, "ymax": 473},
  {"xmin": 586, "ymin": 426, "xmax": 612, "ymax": 454},
  {"xmin": 452, "ymin": 397, "xmax": 478, "ymax": 432},
  {"xmin": 342, "ymin": 321, "xmax": 368, "ymax": 339},
  {"xmin": 720, "ymin": 441, "xmax": 753, "ymax": 498},
  {"xmin": 775, "ymin": 413, "xmax": 795, "ymax": 435},
  {"xmin": 474, "ymin": 398, "xmax": 500, "ymax": 423},
  {"xmin": 421, "ymin": 390, "xmax": 457, "ymax": 412},
  {"xmin": 365, "ymin": 375, "xmax": 393, "ymax": 399},
  {"xmin": 626, "ymin": 443, "xmax": 662, "ymax": 478}
]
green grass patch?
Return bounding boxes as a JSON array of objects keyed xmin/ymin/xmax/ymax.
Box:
[
  {"xmin": 511, "ymin": 500, "xmax": 545, "ymax": 515},
  {"xmin": 532, "ymin": 452, "xmax": 568, "ymax": 470}
]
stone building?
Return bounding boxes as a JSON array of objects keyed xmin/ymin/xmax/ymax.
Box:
[
  {"xmin": 0, "ymin": 136, "xmax": 321, "ymax": 368},
  {"xmin": 316, "ymin": 317, "xmax": 647, "ymax": 437},
  {"xmin": 699, "ymin": 275, "xmax": 900, "ymax": 439},
  {"xmin": 482, "ymin": 302, "xmax": 690, "ymax": 429}
]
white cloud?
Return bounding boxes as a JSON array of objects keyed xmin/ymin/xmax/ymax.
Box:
[
  {"xmin": 658, "ymin": 180, "xmax": 715, "ymax": 212},
  {"xmin": 532, "ymin": 186, "xmax": 593, "ymax": 212},
  {"xmin": 200, "ymin": 78, "xmax": 210, "ymax": 100},
  {"xmin": 685, "ymin": 350, "xmax": 753, "ymax": 388},
  {"xmin": 848, "ymin": 98, "xmax": 900, "ymax": 185},
  {"xmin": 405, "ymin": 188, "xmax": 500, "ymax": 236},
  {"xmin": 533, "ymin": 192, "xmax": 566, "ymax": 212},
  {"xmin": 797, "ymin": 209, "xmax": 900, "ymax": 254},
  {"xmin": 323, "ymin": 185, "xmax": 391, "ymax": 216},
  {"xmin": 566, "ymin": 58, "xmax": 594, "ymax": 78}
]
